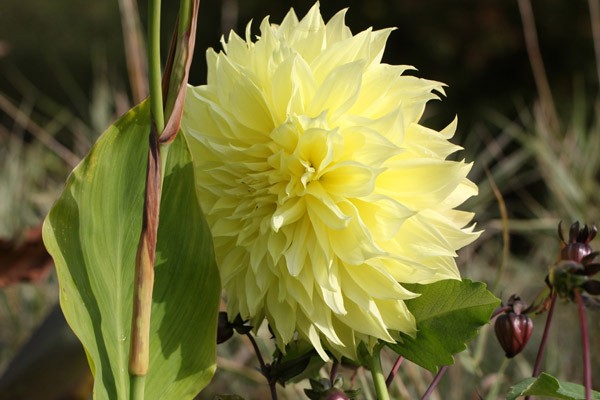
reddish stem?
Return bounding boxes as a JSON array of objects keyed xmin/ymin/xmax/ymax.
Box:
[
  {"xmin": 421, "ymin": 366, "xmax": 448, "ymax": 400},
  {"xmin": 245, "ymin": 333, "xmax": 278, "ymax": 400},
  {"xmin": 574, "ymin": 289, "xmax": 592, "ymax": 400},
  {"xmin": 330, "ymin": 360, "xmax": 339, "ymax": 384},
  {"xmin": 532, "ymin": 293, "xmax": 558, "ymax": 377},
  {"xmin": 525, "ymin": 293, "xmax": 557, "ymax": 400},
  {"xmin": 385, "ymin": 356, "xmax": 404, "ymax": 388}
]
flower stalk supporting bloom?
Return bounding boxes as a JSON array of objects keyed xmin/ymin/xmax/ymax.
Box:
[
  {"xmin": 574, "ymin": 289, "xmax": 592, "ymax": 400},
  {"xmin": 369, "ymin": 344, "xmax": 390, "ymax": 400},
  {"xmin": 183, "ymin": 2, "xmax": 479, "ymax": 361}
]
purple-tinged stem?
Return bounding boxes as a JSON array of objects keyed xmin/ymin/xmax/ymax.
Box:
[
  {"xmin": 525, "ymin": 293, "xmax": 557, "ymax": 400},
  {"xmin": 246, "ymin": 333, "xmax": 278, "ymax": 400},
  {"xmin": 330, "ymin": 360, "xmax": 339, "ymax": 384},
  {"xmin": 385, "ymin": 356, "xmax": 404, "ymax": 388},
  {"xmin": 574, "ymin": 289, "xmax": 592, "ymax": 400},
  {"xmin": 421, "ymin": 366, "xmax": 448, "ymax": 400},
  {"xmin": 532, "ymin": 293, "xmax": 557, "ymax": 377},
  {"xmin": 491, "ymin": 305, "xmax": 512, "ymax": 319}
]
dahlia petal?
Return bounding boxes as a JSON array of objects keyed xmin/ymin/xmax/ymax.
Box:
[
  {"xmin": 352, "ymin": 195, "xmax": 414, "ymax": 241},
  {"xmin": 346, "ymin": 263, "xmax": 414, "ymax": 300},
  {"xmin": 405, "ymin": 121, "xmax": 463, "ymax": 159},
  {"xmin": 283, "ymin": 216, "xmax": 310, "ymax": 276},
  {"xmin": 245, "ymin": 268, "xmax": 266, "ymax": 315},
  {"xmin": 272, "ymin": 197, "xmax": 305, "ymax": 231},
  {"xmin": 378, "ymin": 159, "xmax": 471, "ymax": 209},
  {"xmin": 320, "ymin": 161, "xmax": 378, "ymax": 198},
  {"xmin": 182, "ymin": 2, "xmax": 479, "ymax": 362},
  {"xmin": 297, "ymin": 127, "xmax": 341, "ymax": 172},
  {"xmin": 328, "ymin": 227, "xmax": 379, "ymax": 265},
  {"xmin": 324, "ymin": 8, "xmax": 352, "ymax": 46},
  {"xmin": 285, "ymin": 271, "xmax": 314, "ymax": 314},
  {"xmin": 342, "ymin": 122, "xmax": 402, "ymax": 166},
  {"xmin": 377, "ymin": 299, "xmax": 417, "ymax": 334},
  {"xmin": 306, "ymin": 319, "xmax": 329, "ymax": 361},
  {"xmin": 311, "ymin": 29, "xmax": 371, "ymax": 81},
  {"xmin": 309, "ymin": 60, "xmax": 365, "ymax": 122},
  {"xmin": 286, "ymin": 3, "xmax": 326, "ymax": 63},
  {"xmin": 306, "ymin": 182, "xmax": 351, "ymax": 230},
  {"xmin": 267, "ymin": 289, "xmax": 296, "ymax": 344},
  {"xmin": 279, "ymin": 8, "xmax": 299, "ymax": 35},
  {"xmin": 337, "ymin": 300, "xmax": 394, "ymax": 342},
  {"xmin": 441, "ymin": 178, "xmax": 479, "ymax": 209}
]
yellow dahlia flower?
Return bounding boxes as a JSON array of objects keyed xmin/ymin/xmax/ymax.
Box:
[{"xmin": 182, "ymin": 2, "xmax": 479, "ymax": 360}]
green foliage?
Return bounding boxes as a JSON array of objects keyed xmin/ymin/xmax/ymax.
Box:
[
  {"xmin": 507, "ymin": 372, "xmax": 600, "ymax": 400},
  {"xmin": 388, "ymin": 279, "xmax": 499, "ymax": 372},
  {"xmin": 42, "ymin": 101, "xmax": 221, "ymax": 399}
]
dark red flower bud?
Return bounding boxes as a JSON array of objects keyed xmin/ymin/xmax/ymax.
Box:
[
  {"xmin": 323, "ymin": 389, "xmax": 351, "ymax": 400},
  {"xmin": 217, "ymin": 311, "xmax": 234, "ymax": 344},
  {"xmin": 494, "ymin": 311, "xmax": 533, "ymax": 358},
  {"xmin": 559, "ymin": 222, "xmax": 597, "ymax": 262}
]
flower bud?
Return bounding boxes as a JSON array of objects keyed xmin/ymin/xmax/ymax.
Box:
[
  {"xmin": 494, "ymin": 310, "xmax": 533, "ymax": 358},
  {"xmin": 323, "ymin": 389, "xmax": 351, "ymax": 400},
  {"xmin": 559, "ymin": 222, "xmax": 597, "ymax": 262}
]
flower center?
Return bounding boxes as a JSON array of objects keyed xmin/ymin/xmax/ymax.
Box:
[{"xmin": 300, "ymin": 160, "xmax": 316, "ymax": 188}]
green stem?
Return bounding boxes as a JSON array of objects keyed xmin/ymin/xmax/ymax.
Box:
[
  {"xmin": 149, "ymin": 0, "xmax": 165, "ymax": 132},
  {"xmin": 130, "ymin": 374, "xmax": 146, "ymax": 400},
  {"xmin": 178, "ymin": 0, "xmax": 192, "ymax": 37},
  {"xmin": 370, "ymin": 344, "xmax": 390, "ymax": 400}
]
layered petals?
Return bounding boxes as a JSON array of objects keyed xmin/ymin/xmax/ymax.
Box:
[{"xmin": 182, "ymin": 2, "xmax": 479, "ymax": 361}]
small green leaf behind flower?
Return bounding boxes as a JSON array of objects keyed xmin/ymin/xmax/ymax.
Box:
[
  {"xmin": 387, "ymin": 279, "xmax": 499, "ymax": 372},
  {"xmin": 507, "ymin": 373, "xmax": 600, "ymax": 400}
]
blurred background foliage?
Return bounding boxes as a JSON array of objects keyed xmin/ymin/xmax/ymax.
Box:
[{"xmin": 0, "ymin": 0, "xmax": 599, "ymax": 399}]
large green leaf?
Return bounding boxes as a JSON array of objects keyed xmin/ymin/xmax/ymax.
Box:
[
  {"xmin": 507, "ymin": 373, "xmax": 600, "ymax": 400},
  {"xmin": 42, "ymin": 100, "xmax": 221, "ymax": 399},
  {"xmin": 388, "ymin": 279, "xmax": 499, "ymax": 372}
]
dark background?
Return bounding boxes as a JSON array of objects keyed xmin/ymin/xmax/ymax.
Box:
[{"xmin": 1, "ymin": 0, "xmax": 597, "ymax": 135}]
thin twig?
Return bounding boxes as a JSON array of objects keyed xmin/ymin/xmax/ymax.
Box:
[
  {"xmin": 421, "ymin": 366, "xmax": 448, "ymax": 400},
  {"xmin": 525, "ymin": 292, "xmax": 558, "ymax": 400},
  {"xmin": 0, "ymin": 93, "xmax": 79, "ymax": 167},
  {"xmin": 484, "ymin": 167, "xmax": 509, "ymax": 292},
  {"xmin": 245, "ymin": 332, "xmax": 268, "ymax": 373},
  {"xmin": 531, "ymin": 293, "xmax": 557, "ymax": 377},
  {"xmin": 517, "ymin": 0, "xmax": 559, "ymax": 130},
  {"xmin": 245, "ymin": 333, "xmax": 278, "ymax": 400},
  {"xmin": 118, "ymin": 0, "xmax": 148, "ymax": 103},
  {"xmin": 385, "ymin": 356, "xmax": 404, "ymax": 388},
  {"xmin": 574, "ymin": 289, "xmax": 592, "ymax": 400}
]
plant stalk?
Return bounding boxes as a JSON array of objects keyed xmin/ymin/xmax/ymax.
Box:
[
  {"xmin": 370, "ymin": 344, "xmax": 390, "ymax": 400},
  {"xmin": 385, "ymin": 356, "xmax": 403, "ymax": 388},
  {"xmin": 130, "ymin": 375, "xmax": 146, "ymax": 400},
  {"xmin": 128, "ymin": 0, "xmax": 164, "ymax": 395},
  {"xmin": 421, "ymin": 366, "xmax": 448, "ymax": 400},
  {"xmin": 574, "ymin": 289, "xmax": 592, "ymax": 400},
  {"xmin": 246, "ymin": 333, "xmax": 277, "ymax": 400},
  {"xmin": 149, "ymin": 0, "xmax": 165, "ymax": 133},
  {"xmin": 525, "ymin": 292, "xmax": 558, "ymax": 400},
  {"xmin": 531, "ymin": 293, "xmax": 557, "ymax": 377}
]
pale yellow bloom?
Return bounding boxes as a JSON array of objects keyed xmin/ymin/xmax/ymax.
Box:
[{"xmin": 182, "ymin": 2, "xmax": 479, "ymax": 360}]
